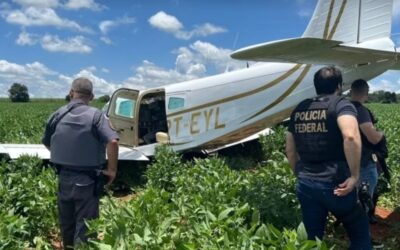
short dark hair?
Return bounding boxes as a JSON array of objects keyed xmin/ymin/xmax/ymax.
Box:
[
  {"xmin": 313, "ymin": 66, "xmax": 343, "ymax": 95},
  {"xmin": 351, "ymin": 79, "xmax": 369, "ymax": 95}
]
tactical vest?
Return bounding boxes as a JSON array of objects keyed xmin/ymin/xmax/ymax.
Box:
[
  {"xmin": 291, "ymin": 95, "xmax": 346, "ymax": 163},
  {"xmin": 50, "ymin": 104, "xmax": 105, "ymax": 169}
]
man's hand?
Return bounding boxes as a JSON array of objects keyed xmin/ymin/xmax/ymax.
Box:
[
  {"xmin": 102, "ymin": 169, "xmax": 117, "ymax": 186},
  {"xmin": 334, "ymin": 176, "xmax": 358, "ymax": 196}
]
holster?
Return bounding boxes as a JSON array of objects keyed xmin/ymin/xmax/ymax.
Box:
[{"xmin": 93, "ymin": 170, "xmax": 108, "ymax": 197}]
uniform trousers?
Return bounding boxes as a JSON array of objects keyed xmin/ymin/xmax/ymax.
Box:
[
  {"xmin": 359, "ymin": 161, "xmax": 378, "ymax": 196},
  {"xmin": 296, "ymin": 178, "xmax": 371, "ymax": 250},
  {"xmin": 58, "ymin": 169, "xmax": 99, "ymax": 249}
]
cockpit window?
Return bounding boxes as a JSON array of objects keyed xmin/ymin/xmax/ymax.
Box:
[
  {"xmin": 168, "ymin": 97, "xmax": 185, "ymax": 110},
  {"xmin": 115, "ymin": 97, "xmax": 135, "ymax": 118}
]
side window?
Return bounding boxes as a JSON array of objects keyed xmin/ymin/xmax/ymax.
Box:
[
  {"xmin": 115, "ymin": 97, "xmax": 135, "ymax": 118},
  {"xmin": 168, "ymin": 97, "xmax": 185, "ymax": 110}
]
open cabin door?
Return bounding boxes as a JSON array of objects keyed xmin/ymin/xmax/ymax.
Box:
[{"xmin": 107, "ymin": 88, "xmax": 139, "ymax": 147}]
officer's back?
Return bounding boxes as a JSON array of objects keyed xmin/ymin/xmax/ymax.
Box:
[
  {"xmin": 285, "ymin": 66, "xmax": 372, "ymax": 249},
  {"xmin": 42, "ymin": 77, "xmax": 119, "ymax": 249}
]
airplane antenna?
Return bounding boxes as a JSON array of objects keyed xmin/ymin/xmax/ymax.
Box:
[
  {"xmin": 392, "ymin": 33, "xmax": 400, "ymax": 62},
  {"xmin": 225, "ymin": 32, "xmax": 240, "ymax": 73},
  {"xmin": 232, "ymin": 32, "xmax": 240, "ymax": 50}
]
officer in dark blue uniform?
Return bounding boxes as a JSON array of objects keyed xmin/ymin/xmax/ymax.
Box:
[
  {"xmin": 286, "ymin": 67, "xmax": 371, "ymax": 249},
  {"xmin": 42, "ymin": 77, "xmax": 119, "ymax": 249}
]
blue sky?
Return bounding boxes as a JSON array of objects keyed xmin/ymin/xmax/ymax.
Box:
[{"xmin": 0, "ymin": 0, "xmax": 399, "ymax": 98}]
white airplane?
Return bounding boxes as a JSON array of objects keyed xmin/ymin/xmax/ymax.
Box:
[{"xmin": 1, "ymin": 0, "xmax": 399, "ymax": 161}]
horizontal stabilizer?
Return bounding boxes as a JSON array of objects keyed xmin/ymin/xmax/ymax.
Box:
[{"xmin": 231, "ymin": 37, "xmax": 399, "ymax": 67}]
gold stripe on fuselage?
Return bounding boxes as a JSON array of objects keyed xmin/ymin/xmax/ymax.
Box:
[
  {"xmin": 323, "ymin": 0, "xmax": 336, "ymax": 39},
  {"xmin": 169, "ymin": 0, "xmax": 348, "ymax": 148},
  {"xmin": 242, "ymin": 0, "xmax": 347, "ymax": 122},
  {"xmin": 242, "ymin": 64, "xmax": 312, "ymax": 122},
  {"xmin": 167, "ymin": 64, "xmax": 302, "ymax": 117},
  {"xmin": 327, "ymin": 0, "xmax": 347, "ymax": 40}
]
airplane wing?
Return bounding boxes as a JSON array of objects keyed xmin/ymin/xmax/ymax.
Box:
[
  {"xmin": 231, "ymin": 37, "xmax": 400, "ymax": 67},
  {"xmin": 0, "ymin": 144, "xmax": 149, "ymax": 161}
]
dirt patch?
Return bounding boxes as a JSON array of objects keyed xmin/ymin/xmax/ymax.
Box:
[
  {"xmin": 370, "ymin": 207, "xmax": 400, "ymax": 242},
  {"xmin": 115, "ymin": 192, "xmax": 139, "ymax": 202}
]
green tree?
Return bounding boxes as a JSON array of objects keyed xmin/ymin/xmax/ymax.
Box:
[
  {"xmin": 8, "ymin": 83, "xmax": 30, "ymax": 102},
  {"xmin": 98, "ymin": 94, "xmax": 111, "ymax": 103}
]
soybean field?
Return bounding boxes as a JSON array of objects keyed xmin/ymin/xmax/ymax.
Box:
[{"xmin": 0, "ymin": 100, "xmax": 399, "ymax": 249}]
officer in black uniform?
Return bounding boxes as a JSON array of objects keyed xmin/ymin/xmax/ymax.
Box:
[
  {"xmin": 42, "ymin": 77, "xmax": 119, "ymax": 249},
  {"xmin": 285, "ymin": 66, "xmax": 371, "ymax": 249}
]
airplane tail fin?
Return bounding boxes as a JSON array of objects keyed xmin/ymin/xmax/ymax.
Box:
[
  {"xmin": 231, "ymin": 0, "xmax": 400, "ymax": 67},
  {"xmin": 303, "ymin": 0, "xmax": 393, "ymax": 44}
]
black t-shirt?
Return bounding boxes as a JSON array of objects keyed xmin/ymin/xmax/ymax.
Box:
[{"xmin": 351, "ymin": 101, "xmax": 374, "ymax": 167}]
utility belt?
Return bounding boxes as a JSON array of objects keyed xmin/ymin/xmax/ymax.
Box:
[{"xmin": 54, "ymin": 164, "xmax": 108, "ymax": 197}]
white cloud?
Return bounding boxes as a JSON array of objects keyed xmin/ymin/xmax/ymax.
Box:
[
  {"xmin": 297, "ymin": 9, "xmax": 312, "ymax": 18},
  {"xmin": 1, "ymin": 40, "xmax": 246, "ymax": 97},
  {"xmin": 3, "ymin": 7, "xmax": 91, "ymax": 32},
  {"xmin": 12, "ymin": 0, "xmax": 59, "ymax": 8},
  {"xmin": 15, "ymin": 31, "xmax": 92, "ymax": 54},
  {"xmin": 99, "ymin": 16, "xmax": 135, "ymax": 34},
  {"xmin": 84, "ymin": 66, "xmax": 97, "ymax": 72},
  {"xmin": 41, "ymin": 34, "xmax": 92, "ymax": 53},
  {"xmin": 122, "ymin": 61, "xmax": 182, "ymax": 90},
  {"xmin": 0, "ymin": 2, "xmax": 11, "ymax": 10},
  {"xmin": 16, "ymin": 30, "xmax": 38, "ymax": 45},
  {"xmin": 189, "ymin": 40, "xmax": 243, "ymax": 72},
  {"xmin": 26, "ymin": 61, "xmax": 56, "ymax": 75},
  {"xmin": 148, "ymin": 11, "xmax": 226, "ymax": 40},
  {"xmin": 64, "ymin": 0, "xmax": 103, "ymax": 11},
  {"xmin": 175, "ymin": 23, "xmax": 227, "ymax": 40},
  {"xmin": 73, "ymin": 69, "xmax": 119, "ymax": 96},
  {"xmin": 100, "ymin": 36, "xmax": 112, "ymax": 44},
  {"xmin": 0, "ymin": 59, "xmax": 119, "ymax": 97},
  {"xmin": 370, "ymin": 79, "xmax": 400, "ymax": 93},
  {"xmin": 122, "ymin": 40, "xmax": 245, "ymax": 89},
  {"xmin": 370, "ymin": 71, "xmax": 400, "ymax": 93},
  {"xmin": 148, "ymin": 11, "xmax": 183, "ymax": 33},
  {"xmin": 295, "ymin": 0, "xmax": 316, "ymax": 18},
  {"xmin": 0, "ymin": 60, "xmax": 54, "ymax": 77},
  {"xmin": 0, "ymin": 59, "xmax": 63, "ymax": 97}
]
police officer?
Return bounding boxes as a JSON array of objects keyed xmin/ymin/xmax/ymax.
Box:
[
  {"xmin": 350, "ymin": 79, "xmax": 383, "ymax": 197},
  {"xmin": 42, "ymin": 77, "xmax": 119, "ymax": 249},
  {"xmin": 285, "ymin": 66, "xmax": 371, "ymax": 249},
  {"xmin": 350, "ymin": 80, "xmax": 386, "ymax": 250}
]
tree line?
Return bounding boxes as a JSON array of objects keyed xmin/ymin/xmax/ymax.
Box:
[
  {"xmin": 7, "ymin": 82, "xmax": 399, "ymax": 103},
  {"xmin": 7, "ymin": 83, "xmax": 110, "ymax": 103}
]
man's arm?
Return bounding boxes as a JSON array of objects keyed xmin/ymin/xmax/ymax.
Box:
[
  {"xmin": 334, "ymin": 114, "xmax": 361, "ymax": 196},
  {"xmin": 42, "ymin": 114, "xmax": 56, "ymax": 150},
  {"xmin": 359, "ymin": 122, "xmax": 383, "ymax": 145},
  {"xmin": 103, "ymin": 139, "xmax": 119, "ymax": 186},
  {"xmin": 285, "ymin": 132, "xmax": 298, "ymax": 172}
]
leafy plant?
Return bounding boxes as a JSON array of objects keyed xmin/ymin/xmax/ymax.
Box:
[{"xmin": 0, "ymin": 156, "xmax": 58, "ymax": 247}]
